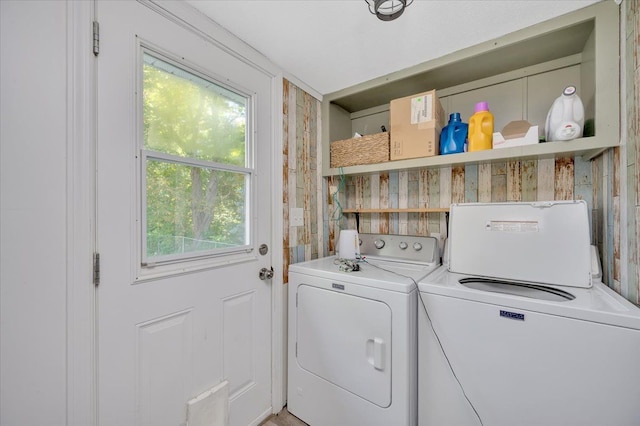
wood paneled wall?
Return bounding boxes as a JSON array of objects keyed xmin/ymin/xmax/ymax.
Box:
[
  {"xmin": 282, "ymin": 80, "xmax": 323, "ymax": 283},
  {"xmin": 327, "ymin": 156, "xmax": 594, "ymax": 241},
  {"xmin": 622, "ymin": 0, "xmax": 639, "ymax": 304}
]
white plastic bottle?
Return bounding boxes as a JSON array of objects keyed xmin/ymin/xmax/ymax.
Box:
[{"xmin": 544, "ymin": 85, "xmax": 585, "ymax": 142}]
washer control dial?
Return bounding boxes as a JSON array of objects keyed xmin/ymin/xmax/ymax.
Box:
[
  {"xmin": 399, "ymin": 241, "xmax": 408, "ymax": 250},
  {"xmin": 413, "ymin": 242, "xmax": 423, "ymax": 251},
  {"xmin": 374, "ymin": 239, "xmax": 385, "ymax": 249}
]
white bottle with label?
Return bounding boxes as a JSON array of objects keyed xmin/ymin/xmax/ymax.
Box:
[{"xmin": 544, "ymin": 85, "xmax": 585, "ymax": 142}]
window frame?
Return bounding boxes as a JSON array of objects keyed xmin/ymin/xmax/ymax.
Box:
[{"xmin": 136, "ymin": 44, "xmax": 257, "ymax": 275}]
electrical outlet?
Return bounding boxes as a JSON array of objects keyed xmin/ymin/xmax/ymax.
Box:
[{"xmin": 290, "ymin": 208, "xmax": 304, "ymax": 226}]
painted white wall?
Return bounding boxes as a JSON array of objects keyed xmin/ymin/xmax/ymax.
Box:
[{"xmin": 1, "ymin": 1, "xmax": 69, "ymax": 424}]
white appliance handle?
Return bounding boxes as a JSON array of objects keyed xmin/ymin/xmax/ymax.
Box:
[{"xmin": 367, "ymin": 338, "xmax": 385, "ymax": 370}]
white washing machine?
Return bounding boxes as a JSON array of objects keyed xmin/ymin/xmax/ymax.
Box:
[
  {"xmin": 418, "ymin": 201, "xmax": 640, "ymax": 426},
  {"xmin": 288, "ymin": 233, "xmax": 440, "ymax": 426}
]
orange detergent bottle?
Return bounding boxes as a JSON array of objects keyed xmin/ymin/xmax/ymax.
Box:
[{"xmin": 468, "ymin": 101, "xmax": 494, "ymax": 151}]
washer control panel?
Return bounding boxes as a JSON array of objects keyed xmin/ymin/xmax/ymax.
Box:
[{"xmin": 359, "ymin": 233, "xmax": 438, "ymax": 263}]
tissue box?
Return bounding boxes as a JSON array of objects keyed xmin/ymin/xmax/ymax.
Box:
[{"xmin": 493, "ymin": 122, "xmax": 539, "ymax": 149}]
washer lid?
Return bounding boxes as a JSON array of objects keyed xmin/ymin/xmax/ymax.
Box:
[{"xmin": 448, "ymin": 201, "xmax": 592, "ymax": 288}]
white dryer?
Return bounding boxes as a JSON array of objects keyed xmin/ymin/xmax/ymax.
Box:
[
  {"xmin": 418, "ymin": 201, "xmax": 640, "ymax": 426},
  {"xmin": 288, "ymin": 233, "xmax": 440, "ymax": 426}
]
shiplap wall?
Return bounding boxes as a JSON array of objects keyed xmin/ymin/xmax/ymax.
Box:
[
  {"xmin": 282, "ymin": 79, "xmax": 323, "ymax": 283},
  {"xmin": 330, "ymin": 156, "xmax": 594, "ymax": 236},
  {"xmin": 283, "ymin": 2, "xmax": 640, "ymax": 305},
  {"xmin": 623, "ymin": 0, "xmax": 639, "ymax": 304}
]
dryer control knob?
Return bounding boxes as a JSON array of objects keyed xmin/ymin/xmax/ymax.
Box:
[
  {"xmin": 374, "ymin": 239, "xmax": 385, "ymax": 249},
  {"xmin": 399, "ymin": 241, "xmax": 408, "ymax": 250},
  {"xmin": 413, "ymin": 242, "xmax": 423, "ymax": 251}
]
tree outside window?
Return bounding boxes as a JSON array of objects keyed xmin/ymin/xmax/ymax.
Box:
[{"xmin": 142, "ymin": 52, "xmax": 250, "ymax": 261}]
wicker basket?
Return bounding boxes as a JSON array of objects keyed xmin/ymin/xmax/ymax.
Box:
[{"xmin": 330, "ymin": 132, "xmax": 390, "ymax": 168}]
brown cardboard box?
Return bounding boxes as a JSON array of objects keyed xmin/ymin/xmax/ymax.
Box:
[{"xmin": 390, "ymin": 90, "xmax": 445, "ymax": 160}]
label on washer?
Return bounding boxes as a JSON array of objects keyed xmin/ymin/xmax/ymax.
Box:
[
  {"xmin": 500, "ymin": 310, "xmax": 525, "ymax": 321},
  {"xmin": 485, "ymin": 220, "xmax": 539, "ymax": 233}
]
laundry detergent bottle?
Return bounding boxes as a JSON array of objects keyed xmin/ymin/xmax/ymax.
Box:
[
  {"xmin": 544, "ymin": 85, "xmax": 584, "ymax": 142},
  {"xmin": 468, "ymin": 101, "xmax": 494, "ymax": 152},
  {"xmin": 440, "ymin": 112, "xmax": 468, "ymax": 155}
]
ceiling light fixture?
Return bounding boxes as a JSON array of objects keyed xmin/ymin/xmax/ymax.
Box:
[{"xmin": 365, "ymin": 0, "xmax": 413, "ymax": 21}]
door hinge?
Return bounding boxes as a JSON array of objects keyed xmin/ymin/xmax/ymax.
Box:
[
  {"xmin": 92, "ymin": 21, "xmax": 100, "ymax": 56},
  {"xmin": 93, "ymin": 252, "xmax": 100, "ymax": 286}
]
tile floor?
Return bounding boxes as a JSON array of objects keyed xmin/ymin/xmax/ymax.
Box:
[{"xmin": 259, "ymin": 407, "xmax": 307, "ymax": 426}]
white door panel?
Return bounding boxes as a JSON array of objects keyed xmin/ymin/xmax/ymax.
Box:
[{"xmin": 96, "ymin": 2, "xmax": 273, "ymax": 425}]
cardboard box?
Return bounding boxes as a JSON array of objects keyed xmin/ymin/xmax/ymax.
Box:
[
  {"xmin": 390, "ymin": 90, "xmax": 445, "ymax": 160},
  {"xmin": 493, "ymin": 121, "xmax": 539, "ymax": 149}
]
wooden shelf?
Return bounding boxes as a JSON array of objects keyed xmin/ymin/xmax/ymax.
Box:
[
  {"xmin": 343, "ymin": 208, "xmax": 449, "ymax": 213},
  {"xmin": 325, "ymin": 135, "xmax": 615, "ymax": 177}
]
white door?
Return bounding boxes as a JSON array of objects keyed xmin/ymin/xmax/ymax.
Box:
[{"xmin": 96, "ymin": 2, "xmax": 274, "ymax": 425}]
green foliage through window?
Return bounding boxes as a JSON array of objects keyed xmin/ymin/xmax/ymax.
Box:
[{"xmin": 142, "ymin": 51, "xmax": 250, "ymax": 261}]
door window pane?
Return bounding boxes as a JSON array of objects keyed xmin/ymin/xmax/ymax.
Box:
[
  {"xmin": 141, "ymin": 51, "xmax": 251, "ymax": 263},
  {"xmin": 143, "ymin": 53, "xmax": 247, "ymax": 167},
  {"xmin": 145, "ymin": 157, "xmax": 248, "ymax": 259}
]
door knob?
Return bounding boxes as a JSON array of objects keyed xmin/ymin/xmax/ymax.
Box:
[{"xmin": 259, "ymin": 267, "xmax": 274, "ymax": 280}]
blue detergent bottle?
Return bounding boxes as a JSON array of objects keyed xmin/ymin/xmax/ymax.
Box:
[{"xmin": 440, "ymin": 112, "xmax": 468, "ymax": 155}]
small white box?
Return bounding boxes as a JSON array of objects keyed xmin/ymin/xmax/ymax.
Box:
[{"xmin": 492, "ymin": 125, "xmax": 539, "ymax": 149}]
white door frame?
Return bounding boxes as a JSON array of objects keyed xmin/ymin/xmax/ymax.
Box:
[
  {"xmin": 66, "ymin": 1, "xmax": 285, "ymax": 424},
  {"xmin": 66, "ymin": 1, "xmax": 97, "ymax": 425}
]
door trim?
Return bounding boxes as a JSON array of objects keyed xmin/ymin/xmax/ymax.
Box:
[
  {"xmin": 67, "ymin": 1, "xmax": 286, "ymax": 424},
  {"xmin": 270, "ymin": 73, "xmax": 285, "ymax": 412},
  {"xmin": 66, "ymin": 1, "xmax": 97, "ymax": 425}
]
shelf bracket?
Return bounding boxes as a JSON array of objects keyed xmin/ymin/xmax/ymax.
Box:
[{"xmin": 445, "ymin": 212, "xmax": 450, "ymax": 234}]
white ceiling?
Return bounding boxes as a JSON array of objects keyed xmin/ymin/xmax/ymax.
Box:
[{"xmin": 186, "ymin": 0, "xmax": 601, "ymax": 96}]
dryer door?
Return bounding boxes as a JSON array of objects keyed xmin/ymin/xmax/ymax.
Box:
[{"xmin": 296, "ymin": 285, "xmax": 392, "ymax": 407}]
